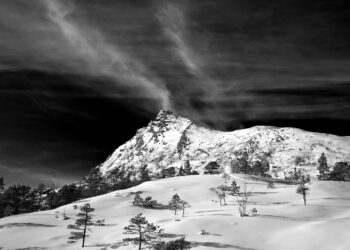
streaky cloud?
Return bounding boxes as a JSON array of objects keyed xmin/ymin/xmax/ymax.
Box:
[{"xmin": 44, "ymin": 0, "xmax": 172, "ymax": 111}]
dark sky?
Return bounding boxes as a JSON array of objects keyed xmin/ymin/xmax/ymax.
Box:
[{"xmin": 0, "ymin": 0, "xmax": 349, "ymax": 186}]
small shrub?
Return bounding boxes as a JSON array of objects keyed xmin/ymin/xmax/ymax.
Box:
[
  {"xmin": 95, "ymin": 219, "xmax": 105, "ymax": 226},
  {"xmin": 200, "ymin": 229, "xmax": 209, "ymax": 235},
  {"xmin": 267, "ymin": 181, "xmax": 275, "ymax": 189},
  {"xmin": 133, "ymin": 194, "xmax": 143, "ymax": 207},
  {"xmin": 142, "ymin": 196, "xmax": 157, "ymax": 208},
  {"xmin": 250, "ymin": 208, "xmax": 258, "ymax": 216}
]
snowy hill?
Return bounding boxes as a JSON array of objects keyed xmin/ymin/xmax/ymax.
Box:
[
  {"xmin": 99, "ymin": 110, "xmax": 350, "ymax": 179},
  {"xmin": 1, "ymin": 174, "xmax": 350, "ymax": 250}
]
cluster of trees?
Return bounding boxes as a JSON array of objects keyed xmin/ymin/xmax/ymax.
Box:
[
  {"xmin": 0, "ymin": 160, "xmax": 200, "ymax": 219},
  {"xmin": 67, "ymin": 203, "xmax": 192, "ymax": 249},
  {"xmin": 211, "ymin": 180, "xmax": 240, "ymax": 206},
  {"xmin": 204, "ymin": 161, "xmax": 221, "ymax": 174},
  {"xmin": 0, "ymin": 181, "xmax": 53, "ymax": 218},
  {"xmin": 213, "ymin": 180, "xmax": 256, "ymax": 216},
  {"xmin": 317, "ymin": 153, "xmax": 350, "ymax": 182},
  {"xmin": 133, "ymin": 194, "xmax": 158, "ymax": 208},
  {"xmin": 231, "ymin": 152, "xmax": 270, "ymax": 176},
  {"xmin": 0, "ymin": 165, "xmax": 153, "ymax": 218},
  {"xmin": 168, "ymin": 194, "xmax": 190, "ymax": 217},
  {"xmin": 160, "ymin": 161, "xmax": 199, "ymax": 178}
]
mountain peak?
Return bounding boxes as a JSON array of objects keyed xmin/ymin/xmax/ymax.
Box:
[
  {"xmin": 155, "ymin": 109, "xmax": 179, "ymax": 121},
  {"xmin": 99, "ymin": 111, "xmax": 350, "ymax": 179}
]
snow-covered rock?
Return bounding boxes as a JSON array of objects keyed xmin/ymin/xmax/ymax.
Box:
[{"xmin": 99, "ymin": 110, "xmax": 350, "ymax": 178}]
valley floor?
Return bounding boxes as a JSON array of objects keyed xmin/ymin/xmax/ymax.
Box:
[{"xmin": 1, "ymin": 175, "xmax": 350, "ymax": 250}]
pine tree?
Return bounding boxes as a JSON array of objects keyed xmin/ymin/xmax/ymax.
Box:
[
  {"xmin": 2, "ymin": 185, "xmax": 33, "ymax": 215},
  {"xmin": 178, "ymin": 167, "xmax": 185, "ymax": 176},
  {"xmin": 261, "ymin": 153, "xmax": 270, "ymax": 175},
  {"xmin": 0, "ymin": 177, "xmax": 4, "ymax": 217},
  {"xmin": 238, "ymin": 152, "xmax": 250, "ymax": 174},
  {"xmin": 133, "ymin": 193, "xmax": 144, "ymax": 207},
  {"xmin": 67, "ymin": 203, "xmax": 96, "ymax": 247},
  {"xmin": 123, "ymin": 213, "xmax": 164, "ymax": 250},
  {"xmin": 317, "ymin": 153, "xmax": 329, "ymax": 180},
  {"xmin": 296, "ymin": 183, "xmax": 310, "ymax": 206},
  {"xmin": 168, "ymin": 194, "xmax": 182, "ymax": 215},
  {"xmin": 252, "ymin": 161, "xmax": 262, "ymax": 176},
  {"xmin": 142, "ymin": 196, "xmax": 157, "ymax": 208},
  {"xmin": 3, "ymin": 205, "xmax": 13, "ymax": 217},
  {"xmin": 0, "ymin": 177, "xmax": 4, "ymax": 193},
  {"xmin": 32, "ymin": 184, "xmax": 46, "ymax": 211},
  {"xmin": 83, "ymin": 168, "xmax": 107, "ymax": 197},
  {"xmin": 138, "ymin": 165, "xmax": 151, "ymax": 184},
  {"xmin": 184, "ymin": 160, "xmax": 192, "ymax": 175}
]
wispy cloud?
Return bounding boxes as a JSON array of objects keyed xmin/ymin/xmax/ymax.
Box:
[
  {"xmin": 43, "ymin": 0, "xmax": 172, "ymax": 111},
  {"xmin": 157, "ymin": 1, "xmax": 231, "ymax": 127}
]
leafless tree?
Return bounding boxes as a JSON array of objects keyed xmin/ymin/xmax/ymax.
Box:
[
  {"xmin": 180, "ymin": 200, "xmax": 190, "ymax": 217},
  {"xmin": 236, "ymin": 183, "xmax": 252, "ymax": 217},
  {"xmin": 211, "ymin": 187, "xmax": 227, "ymax": 206}
]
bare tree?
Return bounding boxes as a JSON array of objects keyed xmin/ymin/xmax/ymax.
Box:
[
  {"xmin": 211, "ymin": 187, "xmax": 227, "ymax": 206},
  {"xmin": 236, "ymin": 183, "xmax": 252, "ymax": 217},
  {"xmin": 180, "ymin": 200, "xmax": 190, "ymax": 217}
]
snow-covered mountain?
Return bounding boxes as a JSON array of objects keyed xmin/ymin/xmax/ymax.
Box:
[{"xmin": 99, "ymin": 110, "xmax": 350, "ymax": 179}]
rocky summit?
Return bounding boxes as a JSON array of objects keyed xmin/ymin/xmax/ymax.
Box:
[{"xmin": 98, "ymin": 110, "xmax": 350, "ymax": 180}]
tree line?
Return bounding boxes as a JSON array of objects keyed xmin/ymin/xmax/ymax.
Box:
[
  {"xmin": 1, "ymin": 152, "xmax": 348, "ymax": 218},
  {"xmin": 0, "ymin": 161, "xmax": 198, "ymax": 218}
]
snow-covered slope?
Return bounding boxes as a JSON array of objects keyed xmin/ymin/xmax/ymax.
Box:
[
  {"xmin": 99, "ymin": 110, "xmax": 350, "ymax": 178},
  {"xmin": 1, "ymin": 174, "xmax": 350, "ymax": 250}
]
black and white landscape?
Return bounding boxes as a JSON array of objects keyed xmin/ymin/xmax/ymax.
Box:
[{"xmin": 0, "ymin": 0, "xmax": 350, "ymax": 250}]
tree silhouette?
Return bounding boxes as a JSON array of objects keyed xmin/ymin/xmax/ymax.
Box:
[
  {"xmin": 317, "ymin": 153, "xmax": 329, "ymax": 180},
  {"xmin": 237, "ymin": 183, "xmax": 252, "ymax": 216},
  {"xmin": 123, "ymin": 213, "xmax": 164, "ymax": 250},
  {"xmin": 296, "ymin": 183, "xmax": 310, "ymax": 206},
  {"xmin": 180, "ymin": 200, "xmax": 190, "ymax": 217},
  {"xmin": 169, "ymin": 194, "xmax": 182, "ymax": 215},
  {"xmin": 67, "ymin": 203, "xmax": 97, "ymax": 247}
]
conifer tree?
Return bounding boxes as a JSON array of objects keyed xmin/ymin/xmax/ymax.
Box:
[
  {"xmin": 168, "ymin": 194, "xmax": 182, "ymax": 215},
  {"xmin": 32, "ymin": 184, "xmax": 46, "ymax": 211},
  {"xmin": 138, "ymin": 165, "xmax": 151, "ymax": 184},
  {"xmin": 2, "ymin": 185, "xmax": 33, "ymax": 215},
  {"xmin": 67, "ymin": 203, "xmax": 97, "ymax": 247},
  {"xmin": 0, "ymin": 177, "xmax": 4, "ymax": 193},
  {"xmin": 184, "ymin": 160, "xmax": 192, "ymax": 175},
  {"xmin": 83, "ymin": 168, "xmax": 107, "ymax": 197},
  {"xmin": 238, "ymin": 152, "xmax": 250, "ymax": 174},
  {"xmin": 123, "ymin": 213, "xmax": 164, "ymax": 250},
  {"xmin": 317, "ymin": 153, "xmax": 329, "ymax": 180},
  {"xmin": 178, "ymin": 167, "xmax": 185, "ymax": 176},
  {"xmin": 133, "ymin": 193, "xmax": 144, "ymax": 207}
]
